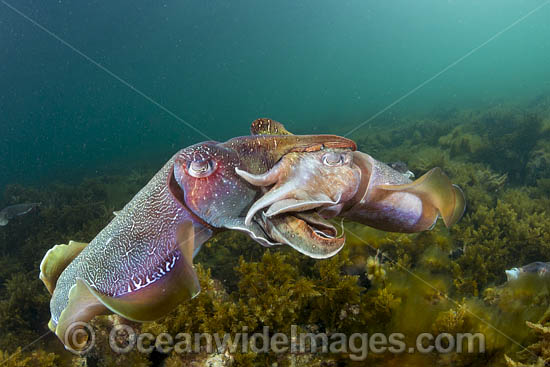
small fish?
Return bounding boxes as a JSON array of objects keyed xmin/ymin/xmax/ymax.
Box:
[
  {"xmin": 505, "ymin": 261, "xmax": 550, "ymax": 281},
  {"xmin": 388, "ymin": 161, "xmax": 415, "ymax": 179},
  {"xmin": 0, "ymin": 203, "xmax": 40, "ymax": 226}
]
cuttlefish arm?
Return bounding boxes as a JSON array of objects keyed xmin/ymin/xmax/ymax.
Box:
[
  {"xmin": 242, "ymin": 118, "xmax": 360, "ymax": 224},
  {"xmin": 234, "ymin": 120, "xmax": 361, "ymax": 258},
  {"xmin": 236, "ymin": 149, "xmax": 361, "ymax": 226},
  {"xmin": 235, "ymin": 148, "xmax": 361, "ymax": 258},
  {"xmin": 236, "ymin": 148, "xmax": 358, "ymax": 258},
  {"xmin": 259, "ymin": 212, "xmax": 346, "ymax": 258}
]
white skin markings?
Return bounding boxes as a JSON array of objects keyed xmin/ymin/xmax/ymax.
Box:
[
  {"xmin": 51, "ymin": 154, "xmax": 195, "ymax": 322},
  {"xmin": 50, "ymin": 138, "xmax": 287, "ymax": 324}
]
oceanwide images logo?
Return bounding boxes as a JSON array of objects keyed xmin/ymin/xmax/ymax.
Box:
[{"xmin": 66, "ymin": 322, "xmax": 485, "ymax": 360}]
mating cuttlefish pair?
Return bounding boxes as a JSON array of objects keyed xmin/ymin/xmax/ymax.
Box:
[{"xmin": 40, "ymin": 119, "xmax": 465, "ymax": 351}]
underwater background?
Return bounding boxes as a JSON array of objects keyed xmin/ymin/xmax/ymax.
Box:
[{"xmin": 1, "ymin": 0, "xmax": 550, "ymax": 366}]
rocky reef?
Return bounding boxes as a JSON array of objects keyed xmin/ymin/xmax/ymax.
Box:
[{"xmin": 2, "ymin": 97, "xmax": 550, "ymax": 366}]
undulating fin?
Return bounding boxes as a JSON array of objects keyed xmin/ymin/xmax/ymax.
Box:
[
  {"xmin": 86, "ymin": 221, "xmax": 200, "ymax": 322},
  {"xmin": 47, "ymin": 318, "xmax": 56, "ymax": 332},
  {"xmin": 449, "ymin": 185, "xmax": 466, "ymax": 226},
  {"xmin": 55, "ymin": 278, "xmax": 108, "ymax": 352},
  {"xmin": 250, "ymin": 118, "xmax": 293, "ymax": 135},
  {"xmin": 378, "ymin": 168, "xmax": 466, "ymax": 228},
  {"xmin": 39, "ymin": 241, "xmax": 88, "ymax": 294},
  {"xmin": 113, "ymin": 210, "xmax": 120, "ymax": 216}
]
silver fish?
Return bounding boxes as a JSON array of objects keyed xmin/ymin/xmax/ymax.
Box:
[
  {"xmin": 0, "ymin": 203, "xmax": 40, "ymax": 226},
  {"xmin": 388, "ymin": 161, "xmax": 415, "ymax": 179},
  {"xmin": 505, "ymin": 261, "xmax": 550, "ymax": 281}
]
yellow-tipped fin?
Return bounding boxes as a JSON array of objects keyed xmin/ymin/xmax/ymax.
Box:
[
  {"xmin": 47, "ymin": 318, "xmax": 56, "ymax": 332},
  {"xmin": 448, "ymin": 184, "xmax": 466, "ymax": 227},
  {"xmin": 378, "ymin": 168, "xmax": 466, "ymax": 228},
  {"xmin": 39, "ymin": 241, "xmax": 88, "ymax": 294},
  {"xmin": 55, "ymin": 278, "xmax": 107, "ymax": 352}
]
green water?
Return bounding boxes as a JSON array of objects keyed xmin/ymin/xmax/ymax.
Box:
[
  {"xmin": 2, "ymin": 2, "xmax": 550, "ymax": 365},
  {"xmin": 1, "ymin": 0, "xmax": 549, "ymax": 188}
]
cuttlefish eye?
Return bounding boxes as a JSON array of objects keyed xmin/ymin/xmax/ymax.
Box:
[
  {"xmin": 187, "ymin": 159, "xmax": 217, "ymax": 178},
  {"xmin": 322, "ymin": 152, "xmax": 346, "ymax": 166}
]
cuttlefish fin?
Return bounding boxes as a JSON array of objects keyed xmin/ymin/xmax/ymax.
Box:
[
  {"xmin": 250, "ymin": 118, "xmax": 293, "ymax": 135},
  {"xmin": 449, "ymin": 185, "xmax": 466, "ymax": 226},
  {"xmin": 378, "ymin": 167, "xmax": 466, "ymax": 228},
  {"xmin": 55, "ymin": 278, "xmax": 108, "ymax": 351},
  {"xmin": 39, "ymin": 241, "xmax": 88, "ymax": 295},
  {"xmin": 86, "ymin": 221, "xmax": 200, "ymax": 322}
]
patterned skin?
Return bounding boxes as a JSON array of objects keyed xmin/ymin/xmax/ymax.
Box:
[{"xmin": 43, "ymin": 125, "xmax": 357, "ymax": 351}]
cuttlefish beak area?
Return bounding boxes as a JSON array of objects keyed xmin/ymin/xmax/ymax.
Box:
[{"xmin": 235, "ymin": 149, "xmax": 361, "ymax": 258}]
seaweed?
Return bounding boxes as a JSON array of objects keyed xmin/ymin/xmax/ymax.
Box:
[
  {"xmin": 0, "ymin": 272, "xmax": 51, "ymax": 352},
  {"xmin": 3, "ymin": 96, "xmax": 550, "ymax": 366},
  {"xmin": 0, "ymin": 348, "xmax": 57, "ymax": 367}
]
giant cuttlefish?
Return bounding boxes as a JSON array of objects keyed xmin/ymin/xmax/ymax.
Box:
[
  {"xmin": 239, "ymin": 119, "xmax": 466, "ymax": 240},
  {"xmin": 41, "ymin": 119, "xmax": 465, "ymax": 351},
  {"xmin": 40, "ymin": 121, "xmax": 358, "ymax": 351}
]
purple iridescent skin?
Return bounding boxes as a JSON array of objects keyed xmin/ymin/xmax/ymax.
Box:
[
  {"xmin": 340, "ymin": 151, "xmax": 466, "ymax": 232},
  {"xmin": 41, "ymin": 122, "xmax": 357, "ymax": 351}
]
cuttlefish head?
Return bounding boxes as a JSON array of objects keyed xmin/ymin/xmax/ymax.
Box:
[
  {"xmin": 235, "ymin": 148, "xmax": 361, "ymax": 258},
  {"xmin": 237, "ymin": 149, "xmax": 361, "ymax": 224},
  {"xmin": 172, "ymin": 141, "xmax": 260, "ymax": 228}
]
